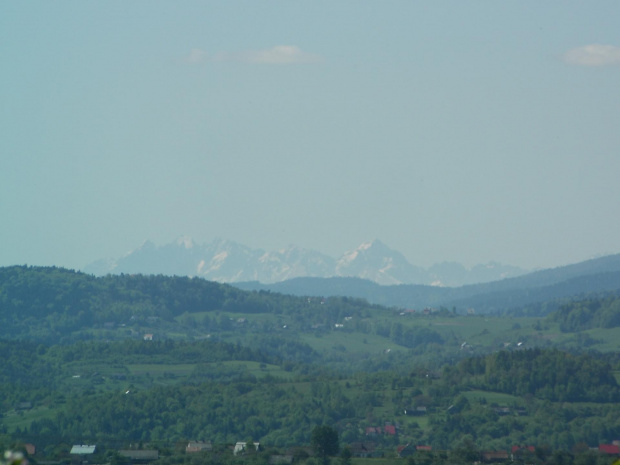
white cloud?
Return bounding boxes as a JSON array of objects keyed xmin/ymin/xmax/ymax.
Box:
[
  {"xmin": 563, "ymin": 44, "xmax": 620, "ymax": 66},
  {"xmin": 243, "ymin": 45, "xmax": 321, "ymax": 64},
  {"xmin": 185, "ymin": 48, "xmax": 207, "ymax": 64},
  {"xmin": 186, "ymin": 45, "xmax": 321, "ymax": 65}
]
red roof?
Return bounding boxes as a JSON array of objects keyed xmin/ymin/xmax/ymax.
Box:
[
  {"xmin": 599, "ymin": 445, "xmax": 620, "ymax": 455},
  {"xmin": 512, "ymin": 446, "xmax": 535, "ymax": 454},
  {"xmin": 417, "ymin": 446, "xmax": 432, "ymax": 451},
  {"xmin": 384, "ymin": 425, "xmax": 396, "ymax": 435}
]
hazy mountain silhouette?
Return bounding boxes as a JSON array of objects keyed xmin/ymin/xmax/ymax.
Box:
[{"xmin": 83, "ymin": 237, "xmax": 527, "ymax": 286}]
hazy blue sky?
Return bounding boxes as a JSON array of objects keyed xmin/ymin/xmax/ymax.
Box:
[{"xmin": 2, "ymin": 1, "xmax": 620, "ymax": 271}]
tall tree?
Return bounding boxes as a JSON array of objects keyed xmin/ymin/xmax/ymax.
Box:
[{"xmin": 311, "ymin": 425, "xmax": 339, "ymax": 465}]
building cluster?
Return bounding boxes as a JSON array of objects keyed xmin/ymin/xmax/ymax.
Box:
[{"xmin": 10, "ymin": 439, "xmax": 620, "ymax": 464}]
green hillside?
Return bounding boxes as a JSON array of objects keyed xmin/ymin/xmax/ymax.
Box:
[{"xmin": 1, "ymin": 266, "xmax": 620, "ymax": 465}]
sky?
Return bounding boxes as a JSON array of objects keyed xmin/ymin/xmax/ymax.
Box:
[{"xmin": 2, "ymin": 1, "xmax": 620, "ymax": 271}]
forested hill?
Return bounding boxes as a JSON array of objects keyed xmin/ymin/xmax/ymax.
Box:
[
  {"xmin": 0, "ymin": 266, "xmax": 384, "ymax": 342},
  {"xmin": 548, "ymin": 294, "xmax": 620, "ymax": 332},
  {"xmin": 0, "ymin": 266, "xmax": 231, "ymax": 340},
  {"xmin": 450, "ymin": 348, "xmax": 620, "ymax": 403}
]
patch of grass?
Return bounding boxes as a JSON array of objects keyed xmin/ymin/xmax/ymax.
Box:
[
  {"xmin": 299, "ymin": 331, "xmax": 397, "ymax": 355},
  {"xmin": 2, "ymin": 406, "xmax": 55, "ymax": 432},
  {"xmin": 221, "ymin": 360, "xmax": 295, "ymax": 379},
  {"xmin": 461, "ymin": 389, "xmax": 520, "ymax": 405},
  {"xmin": 124, "ymin": 363, "xmax": 196, "ymax": 387},
  {"xmin": 126, "ymin": 363, "xmax": 196, "ymax": 376},
  {"xmin": 582, "ymin": 327, "xmax": 620, "ymax": 352}
]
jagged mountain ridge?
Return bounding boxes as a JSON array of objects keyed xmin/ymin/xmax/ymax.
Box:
[{"xmin": 83, "ymin": 237, "xmax": 527, "ymax": 286}]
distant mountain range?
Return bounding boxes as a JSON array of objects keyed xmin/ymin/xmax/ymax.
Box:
[
  {"xmin": 83, "ymin": 237, "xmax": 527, "ymax": 287},
  {"xmin": 82, "ymin": 238, "xmax": 620, "ymax": 314},
  {"xmin": 235, "ymin": 254, "xmax": 620, "ymax": 314}
]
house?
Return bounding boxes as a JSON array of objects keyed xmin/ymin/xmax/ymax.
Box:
[
  {"xmin": 143, "ymin": 334, "xmax": 153, "ymax": 341},
  {"xmin": 70, "ymin": 445, "xmax": 96, "ymax": 455},
  {"xmin": 511, "ymin": 446, "xmax": 535, "ymax": 454},
  {"xmin": 481, "ymin": 450, "xmax": 509, "ymax": 462},
  {"xmin": 599, "ymin": 444, "xmax": 620, "ymax": 455},
  {"xmin": 365, "ymin": 427, "xmax": 380, "ymax": 436},
  {"xmin": 417, "ymin": 446, "xmax": 432, "ymax": 452},
  {"xmin": 384, "ymin": 424, "xmax": 396, "ymax": 435},
  {"xmin": 24, "ymin": 444, "xmax": 36, "ymax": 456},
  {"xmin": 234, "ymin": 442, "xmax": 260, "ymax": 455},
  {"xmin": 70, "ymin": 444, "xmax": 96, "ymax": 464},
  {"xmin": 186, "ymin": 441, "xmax": 213, "ymax": 453},
  {"xmin": 511, "ymin": 445, "xmax": 535, "ymax": 461},
  {"xmin": 118, "ymin": 450, "xmax": 159, "ymax": 462}
]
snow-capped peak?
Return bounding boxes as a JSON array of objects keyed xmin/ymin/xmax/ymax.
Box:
[
  {"xmin": 126, "ymin": 240, "xmax": 156, "ymax": 256},
  {"xmin": 176, "ymin": 235, "xmax": 195, "ymax": 249},
  {"xmin": 358, "ymin": 241, "xmax": 374, "ymax": 251}
]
